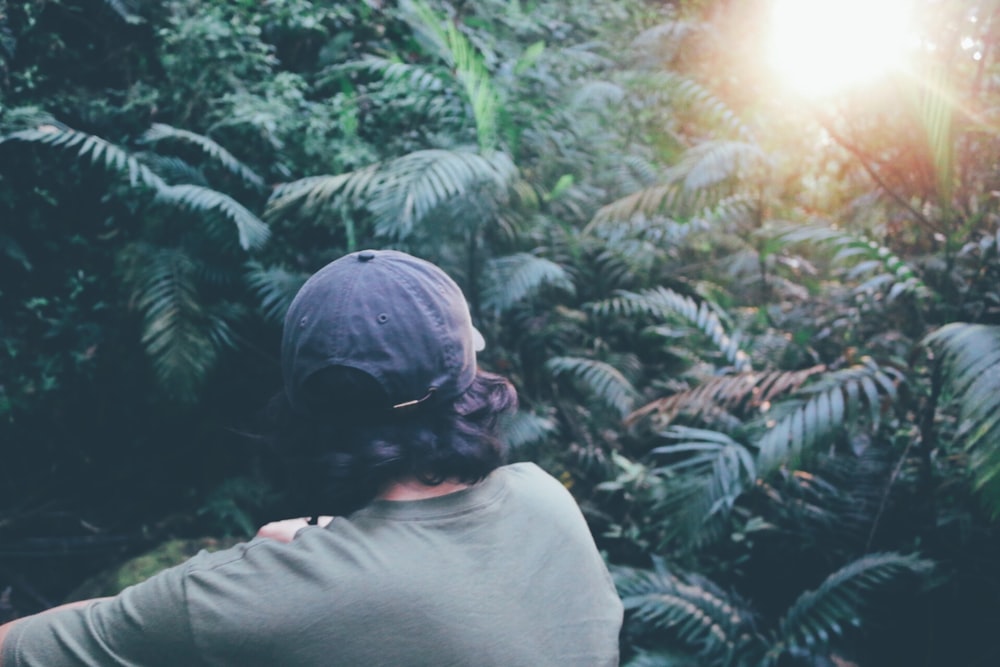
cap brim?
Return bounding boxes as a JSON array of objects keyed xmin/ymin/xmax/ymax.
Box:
[{"xmin": 472, "ymin": 326, "xmax": 486, "ymax": 352}]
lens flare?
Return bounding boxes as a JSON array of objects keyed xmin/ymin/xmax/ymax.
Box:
[{"xmin": 768, "ymin": 0, "xmax": 914, "ymax": 97}]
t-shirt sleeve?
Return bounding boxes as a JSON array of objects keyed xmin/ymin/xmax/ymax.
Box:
[{"xmin": 1, "ymin": 559, "xmax": 201, "ymax": 667}]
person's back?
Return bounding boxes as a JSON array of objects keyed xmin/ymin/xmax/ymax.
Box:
[{"xmin": 0, "ymin": 250, "xmax": 623, "ymax": 666}]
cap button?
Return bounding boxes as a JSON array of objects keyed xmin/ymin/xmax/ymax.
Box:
[{"xmin": 357, "ymin": 250, "xmax": 376, "ymax": 262}]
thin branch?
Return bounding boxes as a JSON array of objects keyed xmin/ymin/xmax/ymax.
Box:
[{"xmin": 819, "ymin": 121, "xmax": 942, "ymax": 235}]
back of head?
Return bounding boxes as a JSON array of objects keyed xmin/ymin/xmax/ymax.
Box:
[{"xmin": 271, "ymin": 250, "xmax": 517, "ymax": 514}]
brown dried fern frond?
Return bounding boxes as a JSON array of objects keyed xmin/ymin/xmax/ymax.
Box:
[{"xmin": 626, "ymin": 365, "xmax": 826, "ymax": 428}]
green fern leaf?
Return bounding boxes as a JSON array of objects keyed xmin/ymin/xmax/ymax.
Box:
[
  {"xmin": 401, "ymin": 0, "xmax": 502, "ymax": 152},
  {"xmin": 1, "ymin": 126, "xmax": 165, "ymax": 189},
  {"xmin": 366, "ymin": 149, "xmax": 516, "ymax": 238},
  {"xmin": 141, "ymin": 123, "xmax": 264, "ymax": 188},
  {"xmin": 245, "ymin": 262, "xmax": 310, "ymax": 324},
  {"xmin": 777, "ymin": 223, "xmax": 930, "ymax": 302},
  {"xmin": 755, "ymin": 361, "xmax": 902, "ymax": 475},
  {"xmin": 924, "ymin": 323, "xmax": 1000, "ymax": 516},
  {"xmin": 482, "ymin": 253, "xmax": 575, "ymax": 314},
  {"xmin": 615, "ymin": 557, "xmax": 757, "ymax": 663},
  {"xmin": 498, "ymin": 409, "xmax": 557, "ymax": 449},
  {"xmin": 770, "ymin": 552, "xmax": 932, "ymax": 662},
  {"xmin": 648, "ymin": 426, "xmax": 756, "ymax": 549},
  {"xmin": 155, "ymin": 184, "xmax": 270, "ymax": 251},
  {"xmin": 546, "ymin": 356, "xmax": 639, "ymax": 417},
  {"xmin": 592, "ymin": 287, "xmax": 751, "ymax": 372},
  {"xmin": 122, "ymin": 245, "xmax": 215, "ymax": 400}
]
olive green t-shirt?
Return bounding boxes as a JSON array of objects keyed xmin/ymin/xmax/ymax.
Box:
[{"xmin": 2, "ymin": 463, "xmax": 622, "ymax": 666}]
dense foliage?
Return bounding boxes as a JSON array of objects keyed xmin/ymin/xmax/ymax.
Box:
[{"xmin": 2, "ymin": 0, "xmax": 1000, "ymax": 664}]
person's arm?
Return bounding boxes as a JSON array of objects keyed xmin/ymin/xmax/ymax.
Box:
[{"xmin": 0, "ymin": 598, "xmax": 109, "ymax": 667}]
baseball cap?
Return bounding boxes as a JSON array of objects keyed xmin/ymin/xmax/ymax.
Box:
[{"xmin": 281, "ymin": 249, "xmax": 485, "ymax": 413}]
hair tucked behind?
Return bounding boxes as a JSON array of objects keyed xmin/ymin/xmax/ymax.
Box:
[{"xmin": 267, "ymin": 367, "xmax": 518, "ymax": 516}]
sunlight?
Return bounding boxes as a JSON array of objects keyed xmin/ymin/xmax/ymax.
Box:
[{"xmin": 768, "ymin": 0, "xmax": 914, "ymax": 97}]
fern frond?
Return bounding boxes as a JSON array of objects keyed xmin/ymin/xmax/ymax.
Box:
[
  {"xmin": 777, "ymin": 223, "xmax": 929, "ymax": 302},
  {"xmin": 141, "ymin": 123, "xmax": 264, "ymax": 188},
  {"xmin": 591, "ymin": 287, "xmax": 751, "ymax": 372},
  {"xmin": 755, "ymin": 361, "xmax": 902, "ymax": 475},
  {"xmin": 924, "ymin": 323, "xmax": 1000, "ymax": 516},
  {"xmin": 482, "ymin": 253, "xmax": 575, "ymax": 314},
  {"xmin": 245, "ymin": 262, "xmax": 309, "ymax": 324},
  {"xmin": 402, "ymin": 0, "xmax": 501, "ymax": 151},
  {"xmin": 498, "ymin": 409, "xmax": 558, "ymax": 449},
  {"xmin": 671, "ymin": 140, "xmax": 770, "ymax": 191},
  {"xmin": 122, "ymin": 245, "xmax": 215, "ymax": 399},
  {"xmin": 266, "ymin": 165, "xmax": 381, "ymax": 218},
  {"xmin": 616, "ymin": 558, "xmax": 756, "ymax": 663},
  {"xmin": 627, "ymin": 366, "xmax": 826, "ymax": 428},
  {"xmin": 769, "ymin": 552, "xmax": 933, "ymax": 662},
  {"xmin": 155, "ymin": 185, "xmax": 270, "ymax": 251},
  {"xmin": 546, "ymin": 356, "xmax": 639, "ymax": 417},
  {"xmin": 366, "ymin": 149, "xmax": 516, "ymax": 238},
  {"xmin": 649, "ymin": 426, "xmax": 756, "ymax": 549},
  {"xmin": 1, "ymin": 126, "xmax": 165, "ymax": 189}
]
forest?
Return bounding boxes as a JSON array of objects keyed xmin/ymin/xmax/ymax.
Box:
[{"xmin": 1, "ymin": 0, "xmax": 1000, "ymax": 665}]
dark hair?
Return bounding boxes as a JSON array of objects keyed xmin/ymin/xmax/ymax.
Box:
[{"xmin": 266, "ymin": 367, "xmax": 517, "ymax": 516}]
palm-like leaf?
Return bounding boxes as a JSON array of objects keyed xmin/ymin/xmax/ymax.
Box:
[
  {"xmin": 401, "ymin": 0, "xmax": 502, "ymax": 151},
  {"xmin": 498, "ymin": 409, "xmax": 558, "ymax": 449},
  {"xmin": 627, "ymin": 366, "xmax": 826, "ymax": 428},
  {"xmin": 141, "ymin": 123, "xmax": 264, "ymax": 188},
  {"xmin": 482, "ymin": 253, "xmax": 575, "ymax": 314},
  {"xmin": 155, "ymin": 184, "xmax": 270, "ymax": 251},
  {"xmin": 546, "ymin": 356, "xmax": 639, "ymax": 417},
  {"xmin": 592, "ymin": 287, "xmax": 751, "ymax": 371},
  {"xmin": 648, "ymin": 426, "xmax": 756, "ymax": 549},
  {"xmin": 616, "ymin": 557, "xmax": 757, "ymax": 664},
  {"xmin": 924, "ymin": 323, "xmax": 1000, "ymax": 516},
  {"xmin": 122, "ymin": 245, "xmax": 216, "ymax": 400},
  {"xmin": 777, "ymin": 223, "xmax": 929, "ymax": 302},
  {"xmin": 267, "ymin": 149, "xmax": 516, "ymax": 239},
  {"xmin": 366, "ymin": 149, "xmax": 516, "ymax": 238},
  {"xmin": 245, "ymin": 262, "xmax": 310, "ymax": 324},
  {"xmin": 755, "ymin": 361, "xmax": 902, "ymax": 475},
  {"xmin": 1, "ymin": 125, "xmax": 165, "ymax": 189},
  {"xmin": 768, "ymin": 552, "xmax": 933, "ymax": 665}
]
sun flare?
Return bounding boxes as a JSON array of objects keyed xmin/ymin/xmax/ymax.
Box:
[{"xmin": 768, "ymin": 0, "xmax": 914, "ymax": 97}]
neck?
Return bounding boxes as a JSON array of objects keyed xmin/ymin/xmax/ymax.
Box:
[{"xmin": 376, "ymin": 477, "xmax": 470, "ymax": 502}]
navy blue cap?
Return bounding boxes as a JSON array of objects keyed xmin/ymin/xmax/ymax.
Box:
[{"xmin": 281, "ymin": 250, "xmax": 484, "ymax": 412}]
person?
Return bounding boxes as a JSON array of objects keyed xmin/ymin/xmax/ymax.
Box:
[{"xmin": 0, "ymin": 249, "xmax": 623, "ymax": 666}]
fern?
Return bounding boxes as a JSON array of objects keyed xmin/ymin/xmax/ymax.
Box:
[
  {"xmin": 755, "ymin": 360, "xmax": 902, "ymax": 475},
  {"xmin": 924, "ymin": 323, "xmax": 1000, "ymax": 516},
  {"xmin": 482, "ymin": 253, "xmax": 575, "ymax": 314},
  {"xmin": 268, "ymin": 149, "xmax": 516, "ymax": 239},
  {"xmin": 401, "ymin": 0, "xmax": 502, "ymax": 152},
  {"xmin": 155, "ymin": 184, "xmax": 270, "ymax": 251},
  {"xmin": 365, "ymin": 149, "xmax": 516, "ymax": 238},
  {"xmin": 591, "ymin": 287, "xmax": 751, "ymax": 372},
  {"xmin": 671, "ymin": 140, "xmax": 770, "ymax": 192},
  {"xmin": 777, "ymin": 223, "xmax": 929, "ymax": 302},
  {"xmin": 546, "ymin": 356, "xmax": 639, "ymax": 417},
  {"xmin": 627, "ymin": 366, "xmax": 826, "ymax": 428},
  {"xmin": 1, "ymin": 125, "xmax": 165, "ymax": 189},
  {"xmin": 122, "ymin": 245, "xmax": 216, "ymax": 400},
  {"xmin": 141, "ymin": 123, "xmax": 264, "ymax": 188},
  {"xmin": 245, "ymin": 262, "xmax": 310, "ymax": 324},
  {"xmin": 616, "ymin": 557, "xmax": 757, "ymax": 664},
  {"xmin": 498, "ymin": 409, "xmax": 558, "ymax": 449},
  {"xmin": 767, "ymin": 552, "xmax": 933, "ymax": 665},
  {"xmin": 648, "ymin": 426, "xmax": 756, "ymax": 549}
]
